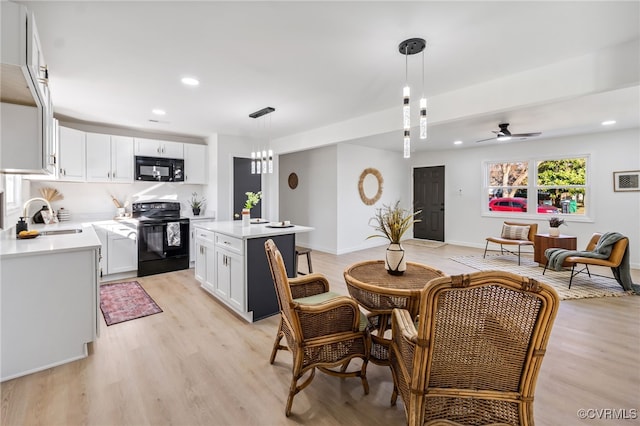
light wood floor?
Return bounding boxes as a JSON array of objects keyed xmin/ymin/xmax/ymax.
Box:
[{"xmin": 2, "ymin": 243, "xmax": 639, "ymax": 426}]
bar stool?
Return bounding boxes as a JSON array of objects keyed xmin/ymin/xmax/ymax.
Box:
[{"xmin": 295, "ymin": 246, "xmax": 313, "ymax": 276}]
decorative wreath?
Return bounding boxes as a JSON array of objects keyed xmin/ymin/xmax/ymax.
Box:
[{"xmin": 358, "ymin": 168, "xmax": 383, "ymax": 205}]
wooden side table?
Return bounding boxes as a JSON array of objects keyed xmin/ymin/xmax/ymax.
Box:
[{"xmin": 534, "ymin": 233, "xmax": 577, "ymax": 266}]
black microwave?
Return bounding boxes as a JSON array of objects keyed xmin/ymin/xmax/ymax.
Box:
[{"xmin": 135, "ymin": 156, "xmax": 184, "ymax": 182}]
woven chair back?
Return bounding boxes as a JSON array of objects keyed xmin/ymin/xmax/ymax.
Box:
[
  {"xmin": 413, "ymin": 270, "xmax": 559, "ymax": 425},
  {"xmin": 265, "ymin": 239, "xmax": 295, "ymax": 323}
]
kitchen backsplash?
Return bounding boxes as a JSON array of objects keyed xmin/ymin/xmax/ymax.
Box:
[{"xmin": 29, "ymin": 181, "xmax": 206, "ymax": 219}]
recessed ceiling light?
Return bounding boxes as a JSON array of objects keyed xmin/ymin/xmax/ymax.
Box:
[
  {"xmin": 152, "ymin": 109, "xmax": 166, "ymax": 115},
  {"xmin": 454, "ymin": 140, "xmax": 463, "ymax": 145},
  {"xmin": 181, "ymin": 77, "xmax": 200, "ymax": 86},
  {"xmin": 601, "ymin": 120, "xmax": 616, "ymax": 126}
]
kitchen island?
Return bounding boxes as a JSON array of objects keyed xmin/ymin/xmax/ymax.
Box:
[
  {"xmin": 0, "ymin": 223, "xmax": 101, "ymax": 381},
  {"xmin": 193, "ymin": 221, "xmax": 313, "ymax": 322}
]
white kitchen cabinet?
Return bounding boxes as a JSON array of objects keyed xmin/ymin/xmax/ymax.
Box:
[
  {"xmin": 1, "ymin": 246, "xmax": 99, "ymax": 381},
  {"xmin": 92, "ymin": 221, "xmax": 137, "ymax": 278},
  {"xmin": 215, "ymin": 247, "xmax": 245, "ymax": 312},
  {"xmin": 86, "ymin": 133, "xmax": 134, "ymax": 183},
  {"xmin": 189, "ymin": 217, "xmax": 213, "ymax": 264},
  {"xmin": 111, "ymin": 136, "xmax": 134, "ymax": 182},
  {"xmin": 58, "ymin": 126, "xmax": 86, "ymax": 181},
  {"xmin": 194, "ymin": 228, "xmax": 215, "ymax": 293},
  {"xmin": 212, "ymin": 233, "xmax": 245, "ymax": 313},
  {"xmin": 135, "ymin": 138, "xmax": 184, "ymax": 159},
  {"xmin": 184, "ymin": 143, "xmax": 207, "ymax": 184},
  {"xmin": 85, "ymin": 132, "xmax": 110, "ymax": 181},
  {"xmin": 0, "ymin": 2, "xmax": 53, "ymax": 175},
  {"xmin": 93, "ymin": 225, "xmax": 108, "ymax": 277},
  {"xmin": 107, "ymin": 225, "xmax": 137, "ymax": 274}
]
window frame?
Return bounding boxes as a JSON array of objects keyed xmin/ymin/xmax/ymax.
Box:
[{"xmin": 483, "ymin": 154, "xmax": 591, "ymax": 221}]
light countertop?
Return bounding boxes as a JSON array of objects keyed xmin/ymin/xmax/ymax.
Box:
[
  {"xmin": 0, "ymin": 222, "xmax": 101, "ymax": 259},
  {"xmin": 193, "ymin": 220, "xmax": 313, "ymax": 239}
]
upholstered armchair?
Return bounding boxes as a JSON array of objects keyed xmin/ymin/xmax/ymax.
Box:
[{"xmin": 484, "ymin": 222, "xmax": 538, "ymax": 265}]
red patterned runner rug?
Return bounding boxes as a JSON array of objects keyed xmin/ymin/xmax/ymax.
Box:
[{"xmin": 100, "ymin": 281, "xmax": 163, "ymax": 326}]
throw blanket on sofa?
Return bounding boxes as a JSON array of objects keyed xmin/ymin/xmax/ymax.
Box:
[{"xmin": 545, "ymin": 232, "xmax": 639, "ymax": 294}]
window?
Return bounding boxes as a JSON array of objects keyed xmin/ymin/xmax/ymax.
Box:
[
  {"xmin": 537, "ymin": 158, "xmax": 587, "ymax": 215},
  {"xmin": 485, "ymin": 156, "xmax": 588, "ymax": 217},
  {"xmin": 4, "ymin": 175, "xmax": 23, "ymax": 212}
]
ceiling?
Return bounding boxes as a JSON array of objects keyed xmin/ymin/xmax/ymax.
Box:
[{"xmin": 19, "ymin": 1, "xmax": 640, "ymax": 152}]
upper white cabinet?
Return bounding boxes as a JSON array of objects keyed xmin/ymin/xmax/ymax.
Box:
[
  {"xmin": 58, "ymin": 126, "xmax": 86, "ymax": 181},
  {"xmin": 1, "ymin": 2, "xmax": 54, "ymax": 175},
  {"xmin": 85, "ymin": 133, "xmax": 110, "ymax": 181},
  {"xmin": 86, "ymin": 133, "xmax": 134, "ymax": 183},
  {"xmin": 135, "ymin": 138, "xmax": 184, "ymax": 159},
  {"xmin": 184, "ymin": 143, "xmax": 207, "ymax": 184}
]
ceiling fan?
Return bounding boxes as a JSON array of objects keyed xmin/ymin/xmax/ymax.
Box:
[{"xmin": 476, "ymin": 123, "xmax": 541, "ymax": 143}]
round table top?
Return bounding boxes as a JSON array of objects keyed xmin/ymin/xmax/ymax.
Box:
[{"xmin": 344, "ymin": 260, "xmax": 444, "ymax": 291}]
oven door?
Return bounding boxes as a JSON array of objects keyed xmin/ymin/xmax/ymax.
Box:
[{"xmin": 137, "ymin": 219, "xmax": 189, "ymax": 261}]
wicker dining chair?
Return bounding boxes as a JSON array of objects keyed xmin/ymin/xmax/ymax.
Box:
[
  {"xmin": 389, "ymin": 270, "xmax": 559, "ymax": 426},
  {"xmin": 264, "ymin": 239, "xmax": 371, "ymax": 417}
]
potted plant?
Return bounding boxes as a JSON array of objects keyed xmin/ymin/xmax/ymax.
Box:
[
  {"xmin": 548, "ymin": 216, "xmax": 566, "ymax": 237},
  {"xmin": 368, "ymin": 201, "xmax": 421, "ymax": 275},
  {"xmin": 190, "ymin": 192, "xmax": 205, "ymax": 216},
  {"xmin": 242, "ymin": 191, "xmax": 262, "ymax": 226}
]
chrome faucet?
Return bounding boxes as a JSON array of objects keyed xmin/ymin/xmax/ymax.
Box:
[{"xmin": 22, "ymin": 197, "xmax": 53, "ymax": 222}]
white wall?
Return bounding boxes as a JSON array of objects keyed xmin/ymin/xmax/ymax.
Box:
[
  {"xmin": 279, "ymin": 145, "xmax": 337, "ymax": 253},
  {"xmin": 278, "ymin": 143, "xmax": 410, "ymax": 255},
  {"xmin": 28, "ymin": 181, "xmax": 205, "ymax": 220},
  {"xmin": 336, "ymin": 143, "xmax": 410, "ymax": 254},
  {"xmin": 411, "ymin": 127, "xmax": 640, "ymax": 267}
]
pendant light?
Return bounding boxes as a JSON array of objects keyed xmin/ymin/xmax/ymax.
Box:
[
  {"xmin": 398, "ymin": 38, "xmax": 426, "ymax": 158},
  {"xmin": 249, "ymin": 107, "xmax": 275, "ymax": 174},
  {"xmin": 419, "ymin": 48, "xmax": 427, "ymax": 140}
]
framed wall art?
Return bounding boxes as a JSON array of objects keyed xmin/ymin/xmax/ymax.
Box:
[{"xmin": 613, "ymin": 170, "xmax": 640, "ymax": 192}]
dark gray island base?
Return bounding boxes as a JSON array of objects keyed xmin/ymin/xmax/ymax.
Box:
[
  {"xmin": 193, "ymin": 221, "xmax": 313, "ymax": 322},
  {"xmin": 247, "ymin": 234, "xmax": 295, "ymax": 321}
]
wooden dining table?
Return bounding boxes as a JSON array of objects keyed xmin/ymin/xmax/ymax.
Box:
[{"xmin": 343, "ymin": 260, "xmax": 445, "ymax": 365}]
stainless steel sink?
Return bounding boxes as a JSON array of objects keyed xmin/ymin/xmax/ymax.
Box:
[{"xmin": 40, "ymin": 228, "xmax": 83, "ymax": 236}]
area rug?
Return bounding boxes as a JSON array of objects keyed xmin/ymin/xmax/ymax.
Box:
[
  {"xmin": 404, "ymin": 239, "xmax": 447, "ymax": 249},
  {"xmin": 100, "ymin": 281, "xmax": 163, "ymax": 326},
  {"xmin": 450, "ymin": 254, "xmax": 632, "ymax": 300}
]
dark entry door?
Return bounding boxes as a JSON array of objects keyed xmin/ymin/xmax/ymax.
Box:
[
  {"xmin": 233, "ymin": 157, "xmax": 262, "ymax": 219},
  {"xmin": 413, "ymin": 166, "xmax": 445, "ymax": 241}
]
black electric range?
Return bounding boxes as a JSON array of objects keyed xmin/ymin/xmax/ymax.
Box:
[{"xmin": 132, "ymin": 201, "xmax": 190, "ymax": 277}]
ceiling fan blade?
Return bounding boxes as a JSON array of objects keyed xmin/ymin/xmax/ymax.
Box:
[
  {"xmin": 476, "ymin": 137, "xmax": 497, "ymax": 143},
  {"xmin": 511, "ymin": 132, "xmax": 542, "ymax": 138}
]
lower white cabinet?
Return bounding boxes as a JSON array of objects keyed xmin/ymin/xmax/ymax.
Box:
[
  {"xmin": 107, "ymin": 226, "xmax": 137, "ymax": 274},
  {"xmin": 195, "ymin": 229, "xmax": 246, "ymax": 316},
  {"xmin": 1, "ymin": 247, "xmax": 99, "ymax": 381},
  {"xmin": 93, "ymin": 222, "xmax": 137, "ymax": 277},
  {"xmin": 194, "ymin": 228, "xmax": 215, "ymax": 293},
  {"xmin": 215, "ymin": 247, "xmax": 245, "ymax": 312}
]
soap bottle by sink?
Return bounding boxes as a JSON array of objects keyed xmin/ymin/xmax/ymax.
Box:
[{"xmin": 16, "ymin": 217, "xmax": 28, "ymax": 236}]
